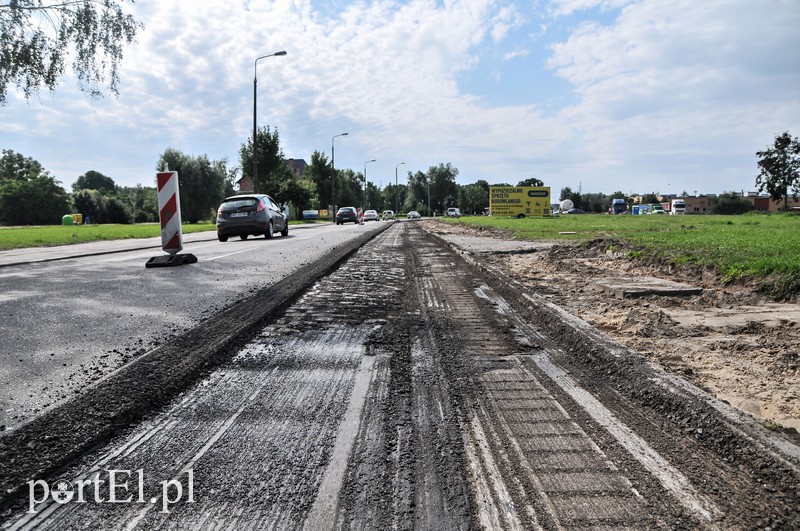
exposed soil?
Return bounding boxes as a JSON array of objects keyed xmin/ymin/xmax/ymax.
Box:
[{"xmin": 422, "ymin": 220, "xmax": 800, "ymax": 436}]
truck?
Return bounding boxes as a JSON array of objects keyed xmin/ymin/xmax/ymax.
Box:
[
  {"xmin": 489, "ymin": 186, "xmax": 552, "ymax": 218},
  {"xmin": 670, "ymin": 199, "xmax": 686, "ymax": 215},
  {"xmin": 610, "ymin": 198, "xmax": 627, "ymax": 214}
]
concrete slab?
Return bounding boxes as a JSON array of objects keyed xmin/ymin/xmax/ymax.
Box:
[
  {"xmin": 595, "ymin": 276, "xmax": 702, "ymax": 298},
  {"xmin": 437, "ymin": 234, "xmax": 556, "ymax": 254}
]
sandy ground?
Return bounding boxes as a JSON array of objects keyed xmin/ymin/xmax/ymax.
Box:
[{"xmin": 424, "ymin": 220, "xmax": 800, "ymax": 435}]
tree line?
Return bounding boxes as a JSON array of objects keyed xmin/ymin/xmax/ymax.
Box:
[{"xmin": 2, "ymin": 130, "xmax": 798, "ymax": 226}]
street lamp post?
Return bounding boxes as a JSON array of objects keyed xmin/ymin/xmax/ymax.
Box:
[
  {"xmin": 253, "ymin": 50, "xmax": 287, "ymax": 192},
  {"xmin": 395, "ymin": 162, "xmax": 405, "ymax": 215},
  {"xmin": 331, "ymin": 132, "xmax": 348, "ymax": 220},
  {"xmin": 427, "ymin": 180, "xmax": 431, "ymax": 216},
  {"xmin": 364, "ymin": 159, "xmax": 376, "ymax": 209}
]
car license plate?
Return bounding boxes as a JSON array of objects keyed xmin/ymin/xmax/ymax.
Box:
[{"xmin": 230, "ymin": 212, "xmax": 248, "ymax": 218}]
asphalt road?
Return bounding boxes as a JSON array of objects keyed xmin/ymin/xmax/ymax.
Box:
[
  {"xmin": 0, "ymin": 222, "xmax": 385, "ymax": 431},
  {"xmin": 1, "ymin": 221, "xmax": 799, "ymax": 529}
]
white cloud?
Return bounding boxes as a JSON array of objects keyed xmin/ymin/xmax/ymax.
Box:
[{"xmin": 1, "ymin": 0, "xmax": 798, "ymax": 197}]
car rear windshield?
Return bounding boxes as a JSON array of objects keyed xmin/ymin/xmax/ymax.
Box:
[{"xmin": 221, "ymin": 198, "xmax": 259, "ymax": 210}]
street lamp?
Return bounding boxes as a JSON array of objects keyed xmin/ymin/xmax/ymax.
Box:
[
  {"xmin": 395, "ymin": 162, "xmax": 405, "ymax": 214},
  {"xmin": 427, "ymin": 180, "xmax": 431, "ymax": 217},
  {"xmin": 253, "ymin": 50, "xmax": 287, "ymax": 192},
  {"xmin": 364, "ymin": 159, "xmax": 376, "ymax": 208},
  {"xmin": 331, "ymin": 132, "xmax": 348, "ymax": 220}
]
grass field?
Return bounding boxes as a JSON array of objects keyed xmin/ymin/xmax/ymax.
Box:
[
  {"xmin": 0, "ymin": 223, "xmax": 218, "ymax": 251},
  {"xmin": 448, "ymin": 213, "xmax": 800, "ymax": 294},
  {"xmin": 0, "ymin": 220, "xmax": 330, "ymax": 251}
]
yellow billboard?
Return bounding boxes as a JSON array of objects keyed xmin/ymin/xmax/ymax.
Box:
[{"xmin": 489, "ymin": 186, "xmax": 551, "ymax": 218}]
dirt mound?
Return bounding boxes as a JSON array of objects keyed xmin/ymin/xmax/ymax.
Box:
[{"xmin": 425, "ymin": 220, "xmax": 800, "ymax": 436}]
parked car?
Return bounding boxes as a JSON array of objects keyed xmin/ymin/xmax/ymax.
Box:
[
  {"xmin": 650, "ymin": 204, "xmax": 666, "ymax": 214},
  {"xmin": 363, "ymin": 209, "xmax": 379, "ymax": 222},
  {"xmin": 446, "ymin": 207, "xmax": 461, "ymax": 217},
  {"xmin": 216, "ymin": 194, "xmax": 288, "ymax": 242},
  {"xmin": 382, "ymin": 210, "xmax": 395, "ymax": 220},
  {"xmin": 335, "ymin": 207, "xmax": 359, "ymax": 224},
  {"xmin": 407, "ymin": 211, "xmax": 421, "ymax": 220}
]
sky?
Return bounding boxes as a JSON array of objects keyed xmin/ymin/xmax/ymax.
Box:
[{"xmin": 2, "ymin": 0, "xmax": 799, "ymax": 198}]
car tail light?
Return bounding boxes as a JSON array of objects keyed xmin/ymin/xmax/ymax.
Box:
[{"xmin": 257, "ymin": 201, "xmax": 266, "ymax": 212}]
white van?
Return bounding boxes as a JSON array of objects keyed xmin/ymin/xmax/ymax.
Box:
[{"xmin": 446, "ymin": 208, "xmax": 461, "ymax": 218}]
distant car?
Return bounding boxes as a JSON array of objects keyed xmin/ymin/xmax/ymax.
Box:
[
  {"xmin": 564, "ymin": 208, "xmax": 586, "ymax": 214},
  {"xmin": 216, "ymin": 194, "xmax": 288, "ymax": 242},
  {"xmin": 446, "ymin": 207, "xmax": 461, "ymax": 217},
  {"xmin": 650, "ymin": 204, "xmax": 666, "ymax": 214},
  {"xmin": 382, "ymin": 210, "xmax": 394, "ymax": 220},
  {"xmin": 363, "ymin": 209, "xmax": 379, "ymax": 222},
  {"xmin": 407, "ymin": 211, "xmax": 421, "ymax": 220},
  {"xmin": 335, "ymin": 207, "xmax": 359, "ymax": 224}
]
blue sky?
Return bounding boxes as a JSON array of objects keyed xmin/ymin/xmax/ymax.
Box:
[{"xmin": 2, "ymin": 0, "xmax": 799, "ymax": 198}]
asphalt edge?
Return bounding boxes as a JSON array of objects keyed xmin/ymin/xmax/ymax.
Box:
[{"xmin": 0, "ymin": 222, "xmax": 391, "ymax": 508}]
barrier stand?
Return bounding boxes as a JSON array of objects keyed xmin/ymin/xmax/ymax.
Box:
[{"xmin": 145, "ymin": 169, "xmax": 198, "ymax": 268}]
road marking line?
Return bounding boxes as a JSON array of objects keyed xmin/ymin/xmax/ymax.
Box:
[
  {"xmin": 529, "ymin": 353, "xmax": 721, "ymax": 524},
  {"xmin": 465, "ymin": 413, "xmax": 528, "ymax": 530},
  {"xmin": 124, "ymin": 367, "xmax": 279, "ymax": 530},
  {"xmin": 304, "ymin": 355, "xmax": 376, "ymax": 531},
  {"xmin": 204, "ymin": 245, "xmax": 259, "ymax": 261}
]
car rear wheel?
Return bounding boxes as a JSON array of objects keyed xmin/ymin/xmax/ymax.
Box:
[
  {"xmin": 218, "ymin": 235, "xmax": 228, "ymax": 242},
  {"xmin": 281, "ymin": 222, "xmax": 289, "ymax": 237},
  {"xmin": 265, "ymin": 221, "xmax": 274, "ymax": 239},
  {"xmin": 240, "ymin": 234, "xmax": 248, "ymax": 240}
]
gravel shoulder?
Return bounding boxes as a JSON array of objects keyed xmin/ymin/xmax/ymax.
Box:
[{"xmin": 422, "ymin": 220, "xmax": 800, "ymax": 437}]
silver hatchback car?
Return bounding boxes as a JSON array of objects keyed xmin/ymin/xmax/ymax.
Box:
[{"xmin": 216, "ymin": 194, "xmax": 288, "ymax": 242}]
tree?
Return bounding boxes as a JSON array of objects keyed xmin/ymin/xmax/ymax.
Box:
[
  {"xmin": 0, "ymin": 0, "xmax": 142, "ymax": 105},
  {"xmin": 756, "ymin": 131, "xmax": 800, "ymax": 211},
  {"xmin": 117, "ymin": 185, "xmax": 158, "ymax": 222},
  {"xmin": 307, "ymin": 150, "xmax": 333, "ymax": 209},
  {"xmin": 73, "ymin": 170, "xmax": 116, "ymax": 193},
  {"xmin": 517, "ymin": 177, "xmax": 544, "ymax": 187},
  {"xmin": 427, "ymin": 163, "xmax": 459, "ymax": 214},
  {"xmin": 72, "ymin": 189, "xmax": 102, "ymax": 222},
  {"xmin": 641, "ymin": 192, "xmax": 660, "ymax": 204},
  {"xmin": 0, "ymin": 149, "xmax": 44, "ymax": 180},
  {"xmin": 709, "ymin": 193, "xmax": 755, "ymax": 215},
  {"xmin": 0, "ymin": 174, "xmax": 69, "ymax": 225},
  {"xmin": 157, "ymin": 148, "xmax": 226, "ymax": 223},
  {"xmin": 559, "ymin": 187, "xmax": 582, "ymax": 209},
  {"xmin": 239, "ymin": 126, "xmax": 288, "ymax": 194},
  {"xmin": 582, "ymin": 192, "xmax": 609, "ymax": 213},
  {"xmin": 459, "ymin": 183, "xmax": 488, "ymax": 215},
  {"xmin": 0, "ymin": 150, "xmax": 69, "ymax": 224}
]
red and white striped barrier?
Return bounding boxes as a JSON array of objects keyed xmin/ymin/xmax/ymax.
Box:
[
  {"xmin": 146, "ymin": 170, "xmax": 196, "ymax": 267},
  {"xmin": 156, "ymin": 170, "xmax": 183, "ymax": 255}
]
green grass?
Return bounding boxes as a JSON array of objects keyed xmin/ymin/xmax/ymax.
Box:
[
  {"xmin": 0, "ymin": 219, "xmax": 322, "ymax": 251},
  {"xmin": 0, "ymin": 223, "xmax": 217, "ymax": 251},
  {"xmin": 448, "ymin": 213, "xmax": 800, "ymax": 292}
]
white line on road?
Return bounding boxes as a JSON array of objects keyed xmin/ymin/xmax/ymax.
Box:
[
  {"xmin": 124, "ymin": 367, "xmax": 280, "ymax": 530},
  {"xmin": 303, "ymin": 355, "xmax": 376, "ymax": 531},
  {"xmin": 529, "ymin": 353, "xmax": 722, "ymax": 525}
]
